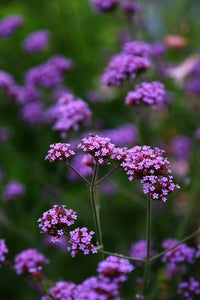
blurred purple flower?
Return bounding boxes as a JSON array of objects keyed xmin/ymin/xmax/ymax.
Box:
[
  {"xmin": 91, "ymin": 0, "xmax": 119, "ymax": 13},
  {"xmin": 170, "ymin": 136, "xmax": 192, "ymax": 160},
  {"xmin": 0, "ymin": 15, "xmax": 23, "ymax": 38},
  {"xmin": 0, "ymin": 239, "xmax": 8, "ymax": 267},
  {"xmin": 178, "ymin": 277, "xmax": 200, "ymax": 300},
  {"xmin": 23, "ymin": 30, "xmax": 50, "ymax": 54},
  {"xmin": 3, "ymin": 180, "xmax": 25, "ymax": 202}
]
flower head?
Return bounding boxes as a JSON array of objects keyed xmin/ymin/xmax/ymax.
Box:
[
  {"xmin": 49, "ymin": 281, "xmax": 76, "ymax": 299},
  {"xmin": 0, "ymin": 15, "xmax": 23, "ymax": 38},
  {"xmin": 78, "ymin": 135, "xmax": 115, "ymax": 165},
  {"xmin": 0, "ymin": 239, "xmax": 8, "ymax": 267},
  {"xmin": 97, "ymin": 255, "xmax": 134, "ymax": 284},
  {"xmin": 123, "ymin": 41, "xmax": 150, "ymax": 57},
  {"xmin": 3, "ymin": 180, "xmax": 25, "ymax": 202},
  {"xmin": 178, "ymin": 277, "xmax": 200, "ymax": 300},
  {"xmin": 67, "ymin": 227, "xmax": 97, "ymax": 257},
  {"xmin": 14, "ymin": 248, "xmax": 49, "ymax": 276},
  {"xmin": 23, "ymin": 30, "xmax": 50, "ymax": 54},
  {"xmin": 91, "ymin": 0, "xmax": 119, "ymax": 13},
  {"xmin": 38, "ymin": 205, "xmax": 77, "ymax": 242},
  {"xmin": 45, "ymin": 143, "xmax": 75, "ymax": 163},
  {"xmin": 125, "ymin": 81, "xmax": 167, "ymax": 108}
]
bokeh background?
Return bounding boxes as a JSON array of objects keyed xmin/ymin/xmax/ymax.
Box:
[{"xmin": 0, "ymin": 0, "xmax": 200, "ymax": 299}]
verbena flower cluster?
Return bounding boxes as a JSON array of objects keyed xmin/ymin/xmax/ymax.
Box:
[
  {"xmin": 0, "ymin": 239, "xmax": 8, "ymax": 266},
  {"xmin": 23, "ymin": 30, "xmax": 50, "ymax": 54},
  {"xmin": 45, "ymin": 143, "xmax": 75, "ymax": 163},
  {"xmin": 162, "ymin": 238, "xmax": 196, "ymax": 277},
  {"xmin": 78, "ymin": 135, "xmax": 115, "ymax": 165},
  {"xmin": 125, "ymin": 81, "xmax": 167, "ymax": 108},
  {"xmin": 46, "ymin": 92, "xmax": 91, "ymax": 138},
  {"xmin": 0, "ymin": 15, "xmax": 23, "ymax": 38},
  {"xmin": 91, "ymin": 0, "xmax": 119, "ymax": 13},
  {"xmin": 178, "ymin": 277, "xmax": 200, "ymax": 300},
  {"xmin": 42, "ymin": 255, "xmax": 134, "ymax": 299},
  {"xmin": 170, "ymin": 135, "xmax": 192, "ymax": 160},
  {"xmin": 121, "ymin": 146, "xmax": 179, "ymax": 202},
  {"xmin": 130, "ymin": 240, "xmax": 155, "ymax": 264},
  {"xmin": 2, "ymin": 180, "xmax": 26, "ymax": 202},
  {"xmin": 67, "ymin": 227, "xmax": 98, "ymax": 257},
  {"xmin": 38, "ymin": 205, "xmax": 77, "ymax": 242},
  {"xmin": 14, "ymin": 248, "xmax": 49, "ymax": 276}
]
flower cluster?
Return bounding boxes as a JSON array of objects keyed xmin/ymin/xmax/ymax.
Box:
[
  {"xmin": 21, "ymin": 102, "xmax": 44, "ymax": 125},
  {"xmin": 14, "ymin": 248, "xmax": 49, "ymax": 276},
  {"xmin": 120, "ymin": 1, "xmax": 142, "ymax": 20},
  {"xmin": 3, "ymin": 180, "xmax": 26, "ymax": 202},
  {"xmin": 45, "ymin": 281, "xmax": 76, "ymax": 300},
  {"xmin": 78, "ymin": 135, "xmax": 115, "ymax": 165},
  {"xmin": 0, "ymin": 239, "xmax": 8, "ymax": 266},
  {"xmin": 178, "ymin": 277, "xmax": 200, "ymax": 300},
  {"xmin": 102, "ymin": 53, "xmax": 151, "ymax": 86},
  {"xmin": 170, "ymin": 135, "xmax": 192, "ymax": 160},
  {"xmin": 141, "ymin": 175, "xmax": 180, "ymax": 202},
  {"xmin": 67, "ymin": 227, "xmax": 98, "ymax": 257},
  {"xmin": 23, "ymin": 30, "xmax": 50, "ymax": 54},
  {"xmin": 162, "ymin": 238, "xmax": 196, "ymax": 277},
  {"xmin": 45, "ymin": 143, "xmax": 75, "ymax": 163},
  {"xmin": 121, "ymin": 146, "xmax": 171, "ymax": 181},
  {"xmin": 91, "ymin": 0, "xmax": 119, "ymax": 13},
  {"xmin": 130, "ymin": 240, "xmax": 155, "ymax": 264},
  {"xmin": 123, "ymin": 41, "xmax": 150, "ymax": 57},
  {"xmin": 0, "ymin": 15, "xmax": 24, "ymax": 38},
  {"xmin": 121, "ymin": 146, "xmax": 179, "ymax": 202},
  {"xmin": 46, "ymin": 93, "xmax": 91, "ymax": 138},
  {"xmin": 0, "ymin": 70, "xmax": 16, "ymax": 98},
  {"xmin": 25, "ymin": 55, "xmax": 73, "ymax": 88},
  {"xmin": 97, "ymin": 255, "xmax": 134, "ymax": 284},
  {"xmin": 125, "ymin": 81, "xmax": 167, "ymax": 108},
  {"xmin": 38, "ymin": 205, "xmax": 77, "ymax": 242}
]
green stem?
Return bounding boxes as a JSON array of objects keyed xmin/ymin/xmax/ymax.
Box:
[
  {"xmin": 142, "ymin": 196, "xmax": 152, "ymax": 296},
  {"xmin": 99, "ymin": 249, "xmax": 145, "ymax": 263},
  {"xmin": 151, "ymin": 228, "xmax": 200, "ymax": 262},
  {"xmin": 65, "ymin": 162, "xmax": 91, "ymax": 186},
  {"xmin": 90, "ymin": 163, "xmax": 104, "ymax": 260},
  {"xmin": 94, "ymin": 165, "xmax": 120, "ymax": 186}
]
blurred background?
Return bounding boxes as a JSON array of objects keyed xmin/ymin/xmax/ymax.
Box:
[{"xmin": 0, "ymin": 0, "xmax": 200, "ymax": 299}]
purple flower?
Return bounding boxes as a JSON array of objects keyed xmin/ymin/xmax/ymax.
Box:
[
  {"xmin": 185, "ymin": 77, "xmax": 200, "ymax": 97},
  {"xmin": 0, "ymin": 239, "xmax": 8, "ymax": 267},
  {"xmin": 74, "ymin": 276, "xmax": 120, "ymax": 299},
  {"xmin": 150, "ymin": 42, "xmax": 167, "ymax": 58},
  {"xmin": 123, "ymin": 41, "xmax": 150, "ymax": 57},
  {"xmin": 45, "ymin": 143, "xmax": 75, "ymax": 163},
  {"xmin": 178, "ymin": 277, "xmax": 200, "ymax": 300},
  {"xmin": 14, "ymin": 248, "xmax": 49, "ymax": 276},
  {"xmin": 121, "ymin": 146, "xmax": 171, "ymax": 181},
  {"xmin": 68, "ymin": 154, "xmax": 94, "ymax": 181},
  {"xmin": 125, "ymin": 81, "xmax": 167, "ymax": 109},
  {"xmin": 38, "ymin": 205, "xmax": 77, "ymax": 242},
  {"xmin": 78, "ymin": 135, "xmax": 115, "ymax": 165},
  {"xmin": 91, "ymin": 0, "xmax": 119, "ymax": 13},
  {"xmin": 0, "ymin": 15, "xmax": 23, "ymax": 38},
  {"xmin": 162, "ymin": 238, "xmax": 196, "ymax": 265},
  {"xmin": 0, "ymin": 70, "xmax": 17, "ymax": 98},
  {"xmin": 16, "ymin": 84, "xmax": 41, "ymax": 104},
  {"xmin": 3, "ymin": 180, "xmax": 25, "ymax": 202},
  {"xmin": 20, "ymin": 102, "xmax": 44, "ymax": 125},
  {"xmin": 23, "ymin": 30, "xmax": 50, "ymax": 54},
  {"xmin": 49, "ymin": 281, "xmax": 76, "ymax": 299},
  {"xmin": 135, "ymin": 295, "xmax": 145, "ymax": 300},
  {"xmin": 46, "ymin": 93, "xmax": 91, "ymax": 138},
  {"xmin": 102, "ymin": 53, "xmax": 151, "ymax": 86},
  {"xmin": 25, "ymin": 55, "xmax": 73, "ymax": 88},
  {"xmin": 194, "ymin": 127, "xmax": 200, "ymax": 140},
  {"xmin": 67, "ymin": 227, "xmax": 97, "ymax": 257},
  {"xmin": 97, "ymin": 255, "xmax": 134, "ymax": 284},
  {"xmin": 130, "ymin": 240, "xmax": 155, "ymax": 263},
  {"xmin": 141, "ymin": 175, "xmax": 180, "ymax": 202},
  {"xmin": 170, "ymin": 136, "xmax": 192, "ymax": 160}
]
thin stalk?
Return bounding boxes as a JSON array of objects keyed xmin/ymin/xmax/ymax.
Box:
[
  {"xmin": 90, "ymin": 163, "xmax": 104, "ymax": 259},
  {"xmin": 142, "ymin": 196, "xmax": 152, "ymax": 296},
  {"xmin": 65, "ymin": 162, "xmax": 91, "ymax": 186},
  {"xmin": 151, "ymin": 228, "xmax": 200, "ymax": 262},
  {"xmin": 94, "ymin": 165, "xmax": 120, "ymax": 186},
  {"xmin": 99, "ymin": 249, "xmax": 145, "ymax": 263}
]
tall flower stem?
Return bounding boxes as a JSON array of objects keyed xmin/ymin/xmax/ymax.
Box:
[
  {"xmin": 90, "ymin": 163, "xmax": 104, "ymax": 260},
  {"xmin": 65, "ymin": 162, "xmax": 91, "ymax": 186},
  {"xmin": 142, "ymin": 196, "xmax": 152, "ymax": 296},
  {"xmin": 99, "ymin": 249, "xmax": 145, "ymax": 263}
]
